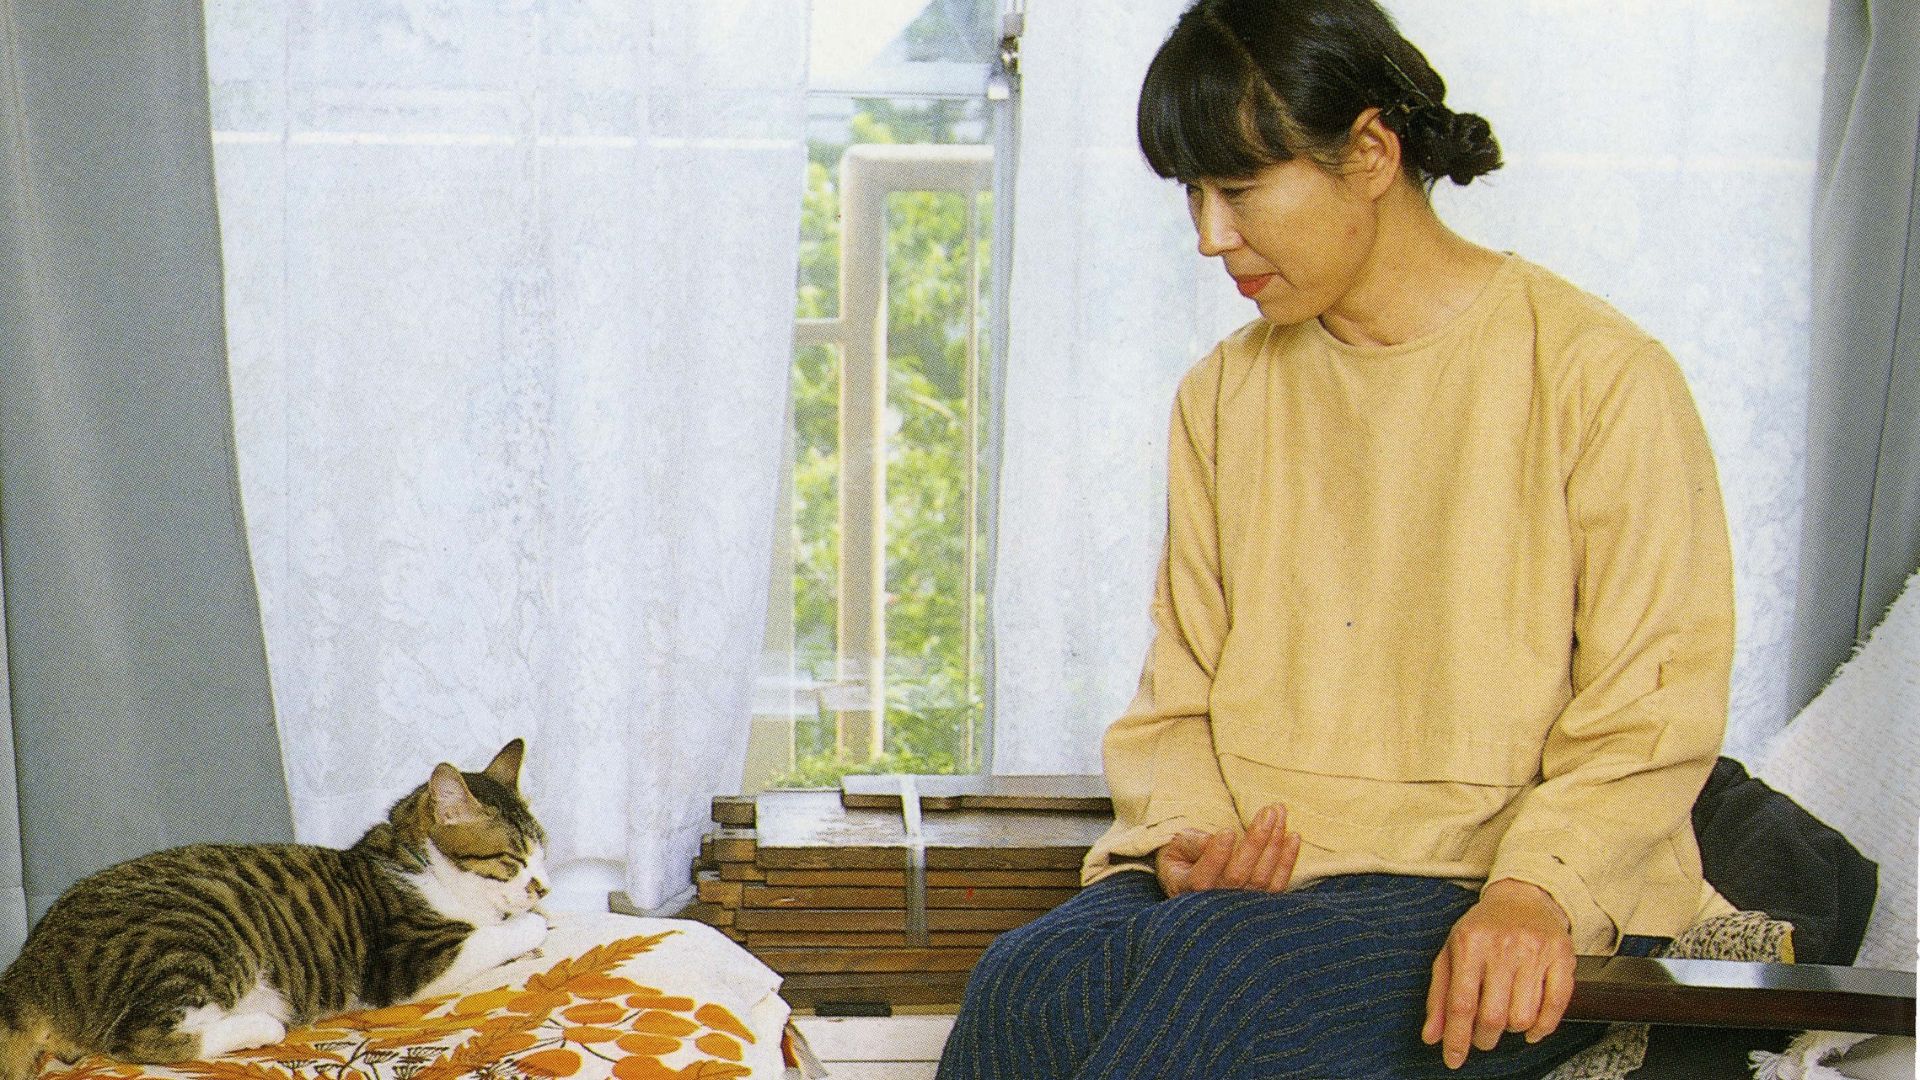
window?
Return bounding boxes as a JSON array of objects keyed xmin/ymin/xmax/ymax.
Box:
[{"xmin": 745, "ymin": 0, "xmax": 1020, "ymax": 790}]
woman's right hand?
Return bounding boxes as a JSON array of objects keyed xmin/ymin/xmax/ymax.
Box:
[{"xmin": 1154, "ymin": 803, "xmax": 1302, "ymax": 896}]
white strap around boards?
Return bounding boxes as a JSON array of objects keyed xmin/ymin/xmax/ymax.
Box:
[{"xmin": 899, "ymin": 774, "xmax": 929, "ymax": 948}]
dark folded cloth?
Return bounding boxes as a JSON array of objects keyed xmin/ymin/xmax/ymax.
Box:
[
  {"xmin": 1622, "ymin": 760, "xmax": 1878, "ymax": 1078},
  {"xmin": 1690, "ymin": 756, "xmax": 1879, "ymax": 966}
]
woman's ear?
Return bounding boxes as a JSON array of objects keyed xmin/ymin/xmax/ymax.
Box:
[{"xmin": 1343, "ymin": 107, "xmax": 1403, "ymax": 199}]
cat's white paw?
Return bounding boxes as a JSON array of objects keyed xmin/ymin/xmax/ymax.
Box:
[
  {"xmin": 499, "ymin": 910, "xmax": 549, "ymax": 960},
  {"xmin": 180, "ymin": 982, "xmax": 291, "ymax": 1058},
  {"xmin": 195, "ymin": 1013, "xmax": 287, "ymax": 1058},
  {"xmin": 411, "ymin": 912, "xmax": 555, "ymax": 1000}
]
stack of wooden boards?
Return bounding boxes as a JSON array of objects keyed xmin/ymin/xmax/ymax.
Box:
[{"xmin": 680, "ymin": 774, "xmax": 1112, "ymax": 1009}]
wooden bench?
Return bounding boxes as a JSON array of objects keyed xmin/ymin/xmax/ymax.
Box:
[
  {"xmin": 1569, "ymin": 953, "xmax": 1912, "ymax": 1035},
  {"xmin": 680, "ymin": 773, "xmax": 1916, "ymax": 1042}
]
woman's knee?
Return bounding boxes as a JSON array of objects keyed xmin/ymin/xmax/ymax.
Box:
[
  {"xmin": 968, "ymin": 918, "xmax": 1052, "ymax": 996},
  {"xmin": 964, "ymin": 878, "xmax": 1151, "ymax": 1003},
  {"xmin": 972, "ymin": 911, "xmax": 1106, "ymax": 992}
]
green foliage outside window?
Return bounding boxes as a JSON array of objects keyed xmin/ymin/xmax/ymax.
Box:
[{"xmin": 777, "ymin": 100, "xmax": 992, "ymax": 787}]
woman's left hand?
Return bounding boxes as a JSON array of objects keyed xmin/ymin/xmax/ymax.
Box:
[{"xmin": 1421, "ymin": 878, "xmax": 1576, "ymax": 1070}]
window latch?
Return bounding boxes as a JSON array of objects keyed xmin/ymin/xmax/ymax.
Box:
[
  {"xmin": 991, "ymin": 11, "xmax": 1024, "ymax": 100},
  {"xmin": 999, "ymin": 12, "xmax": 1023, "ymax": 78}
]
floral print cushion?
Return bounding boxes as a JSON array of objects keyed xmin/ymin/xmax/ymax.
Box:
[{"xmin": 39, "ymin": 914, "xmax": 793, "ymax": 1080}]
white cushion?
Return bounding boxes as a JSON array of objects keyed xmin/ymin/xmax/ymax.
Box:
[{"xmin": 1754, "ymin": 570, "xmax": 1919, "ymax": 972}]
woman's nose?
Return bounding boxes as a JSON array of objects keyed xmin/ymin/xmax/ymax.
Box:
[{"xmin": 1193, "ymin": 191, "xmax": 1242, "ymax": 257}]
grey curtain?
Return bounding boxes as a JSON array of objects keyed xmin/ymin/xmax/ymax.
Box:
[
  {"xmin": 1789, "ymin": 0, "xmax": 1920, "ymax": 711},
  {"xmin": 0, "ymin": 0, "xmax": 293, "ymax": 962}
]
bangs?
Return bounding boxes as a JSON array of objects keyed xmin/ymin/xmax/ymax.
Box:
[{"xmin": 1137, "ymin": 14, "xmax": 1294, "ymax": 181}]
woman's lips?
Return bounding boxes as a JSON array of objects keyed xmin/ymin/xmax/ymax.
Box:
[{"xmin": 1235, "ymin": 274, "xmax": 1274, "ymax": 298}]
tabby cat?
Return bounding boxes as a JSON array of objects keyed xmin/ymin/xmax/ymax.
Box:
[{"xmin": 0, "ymin": 739, "xmax": 550, "ymax": 1080}]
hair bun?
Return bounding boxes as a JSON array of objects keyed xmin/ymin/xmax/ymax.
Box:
[{"xmin": 1405, "ymin": 107, "xmax": 1502, "ymax": 186}]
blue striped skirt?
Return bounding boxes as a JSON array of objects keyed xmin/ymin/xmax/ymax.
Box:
[{"xmin": 937, "ymin": 872, "xmax": 1658, "ymax": 1080}]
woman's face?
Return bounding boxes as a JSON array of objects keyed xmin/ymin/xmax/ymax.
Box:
[{"xmin": 1185, "ymin": 155, "xmax": 1379, "ymax": 327}]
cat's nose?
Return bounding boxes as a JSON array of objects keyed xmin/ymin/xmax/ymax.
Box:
[{"xmin": 528, "ymin": 878, "xmax": 549, "ymax": 900}]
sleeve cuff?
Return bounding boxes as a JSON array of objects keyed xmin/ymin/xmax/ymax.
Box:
[
  {"xmin": 1081, "ymin": 811, "xmax": 1232, "ymax": 886},
  {"xmin": 1486, "ymin": 852, "xmax": 1619, "ymax": 954}
]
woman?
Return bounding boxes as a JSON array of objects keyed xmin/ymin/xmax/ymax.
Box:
[{"xmin": 937, "ymin": 1, "xmax": 1736, "ymax": 1077}]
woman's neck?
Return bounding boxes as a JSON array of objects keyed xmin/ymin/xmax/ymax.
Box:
[{"xmin": 1318, "ymin": 183, "xmax": 1504, "ymax": 349}]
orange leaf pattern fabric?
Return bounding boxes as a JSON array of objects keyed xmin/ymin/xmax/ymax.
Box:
[
  {"xmin": 692, "ymin": 1035, "xmax": 743, "ymax": 1063},
  {"xmin": 629, "ymin": 1012, "xmax": 700, "ymax": 1038},
  {"xmin": 34, "ymin": 914, "xmax": 790, "ymax": 1080}
]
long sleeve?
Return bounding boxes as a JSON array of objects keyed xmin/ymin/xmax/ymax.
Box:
[
  {"xmin": 1486, "ymin": 341, "xmax": 1735, "ymax": 953},
  {"xmin": 1082, "ymin": 353, "xmax": 1243, "ymax": 883}
]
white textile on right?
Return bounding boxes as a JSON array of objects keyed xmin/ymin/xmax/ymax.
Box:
[
  {"xmin": 1749, "ymin": 1031, "xmax": 1916, "ymax": 1080},
  {"xmin": 1755, "ymin": 570, "xmax": 1920, "ymax": 973}
]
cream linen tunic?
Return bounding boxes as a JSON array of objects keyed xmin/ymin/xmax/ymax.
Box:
[{"xmin": 1084, "ymin": 257, "xmax": 1736, "ymax": 954}]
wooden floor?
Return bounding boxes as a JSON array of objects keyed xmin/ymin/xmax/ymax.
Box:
[{"xmin": 791, "ymin": 1013, "xmax": 954, "ymax": 1079}]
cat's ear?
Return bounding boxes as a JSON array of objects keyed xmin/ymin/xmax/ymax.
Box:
[
  {"xmin": 428, "ymin": 763, "xmax": 486, "ymax": 827},
  {"xmin": 482, "ymin": 738, "xmax": 525, "ymax": 792}
]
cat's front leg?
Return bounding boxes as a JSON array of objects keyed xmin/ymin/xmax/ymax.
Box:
[{"xmin": 409, "ymin": 912, "xmax": 550, "ymax": 1001}]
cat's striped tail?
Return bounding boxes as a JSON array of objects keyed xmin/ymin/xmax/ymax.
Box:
[{"xmin": 0, "ymin": 986, "xmax": 55, "ymax": 1080}]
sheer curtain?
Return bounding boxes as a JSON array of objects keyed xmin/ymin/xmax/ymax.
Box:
[
  {"xmin": 205, "ymin": 1, "xmax": 808, "ymax": 912},
  {"xmin": 993, "ymin": 1, "xmax": 1826, "ymax": 774},
  {"xmin": 990, "ymin": 0, "xmax": 1247, "ymax": 776}
]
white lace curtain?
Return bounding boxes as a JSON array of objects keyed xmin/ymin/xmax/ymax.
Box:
[
  {"xmin": 205, "ymin": 1, "xmax": 808, "ymax": 912},
  {"xmin": 992, "ymin": 0, "xmax": 1828, "ymax": 773}
]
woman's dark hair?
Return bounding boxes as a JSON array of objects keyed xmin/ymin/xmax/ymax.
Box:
[{"xmin": 1138, "ymin": 0, "xmax": 1502, "ymax": 190}]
